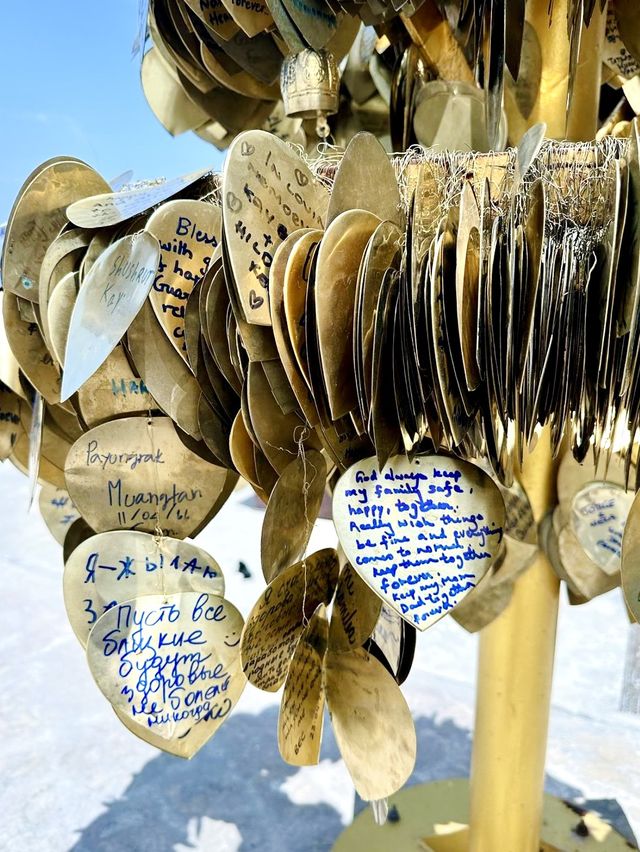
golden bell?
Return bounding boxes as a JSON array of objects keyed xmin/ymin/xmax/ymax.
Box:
[{"xmin": 280, "ymin": 48, "xmax": 340, "ymax": 121}]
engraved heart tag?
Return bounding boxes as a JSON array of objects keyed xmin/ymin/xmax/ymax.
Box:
[
  {"xmin": 64, "ymin": 416, "xmax": 229, "ymax": 538},
  {"xmin": 332, "ymin": 454, "xmax": 505, "ymax": 631},
  {"xmin": 222, "ymin": 129, "xmax": 329, "ymax": 326},
  {"xmin": 61, "ymin": 232, "xmax": 160, "ymax": 401}
]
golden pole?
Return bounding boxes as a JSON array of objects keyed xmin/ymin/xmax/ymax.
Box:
[
  {"xmin": 468, "ymin": 433, "xmax": 560, "ymax": 852},
  {"xmin": 468, "ymin": 4, "xmax": 605, "ymax": 850},
  {"xmin": 504, "ymin": 0, "xmax": 603, "ymax": 142}
]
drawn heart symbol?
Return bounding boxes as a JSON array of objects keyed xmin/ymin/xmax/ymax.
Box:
[
  {"xmin": 240, "ymin": 140, "xmax": 256, "ymax": 157},
  {"xmin": 294, "ymin": 168, "xmax": 309, "ymax": 187},
  {"xmin": 332, "ymin": 454, "xmax": 505, "ymax": 631},
  {"xmin": 249, "ymin": 289, "xmax": 265, "ymax": 309}
]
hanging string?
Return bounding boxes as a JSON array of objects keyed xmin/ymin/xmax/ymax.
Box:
[
  {"xmin": 263, "ymin": 423, "xmax": 319, "ymax": 628},
  {"xmin": 145, "ymin": 408, "xmax": 167, "ymax": 600},
  {"xmin": 295, "ymin": 424, "xmax": 316, "ymax": 629}
]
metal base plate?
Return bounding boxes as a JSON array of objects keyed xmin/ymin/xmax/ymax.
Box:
[{"xmin": 332, "ymin": 779, "xmax": 637, "ymax": 851}]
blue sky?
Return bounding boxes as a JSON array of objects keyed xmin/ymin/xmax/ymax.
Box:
[{"xmin": 0, "ymin": 1, "xmax": 225, "ymax": 218}]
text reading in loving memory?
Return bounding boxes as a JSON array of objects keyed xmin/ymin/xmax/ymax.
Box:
[
  {"xmin": 226, "ymin": 142, "xmax": 324, "ymax": 299},
  {"xmin": 341, "ymin": 465, "xmax": 503, "ymax": 626}
]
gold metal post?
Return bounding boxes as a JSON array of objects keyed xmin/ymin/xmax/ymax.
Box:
[
  {"xmin": 504, "ymin": 0, "xmax": 604, "ymax": 143},
  {"xmin": 469, "ymin": 432, "xmax": 560, "ymax": 852},
  {"xmin": 469, "ymin": 4, "xmax": 605, "ymax": 850}
]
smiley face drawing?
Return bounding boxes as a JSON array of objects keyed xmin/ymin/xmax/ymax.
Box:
[{"xmin": 224, "ymin": 630, "xmax": 241, "ymax": 648}]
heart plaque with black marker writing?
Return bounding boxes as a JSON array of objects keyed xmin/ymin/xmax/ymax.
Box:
[
  {"xmin": 222, "ymin": 129, "xmax": 329, "ymax": 326},
  {"xmin": 64, "ymin": 416, "xmax": 229, "ymax": 538}
]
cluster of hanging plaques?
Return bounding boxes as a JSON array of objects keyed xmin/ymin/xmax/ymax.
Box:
[{"xmin": 3, "ymin": 124, "xmax": 640, "ymax": 801}]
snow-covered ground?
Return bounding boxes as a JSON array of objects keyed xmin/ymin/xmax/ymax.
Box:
[{"xmin": 1, "ymin": 462, "xmax": 639, "ymax": 851}]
